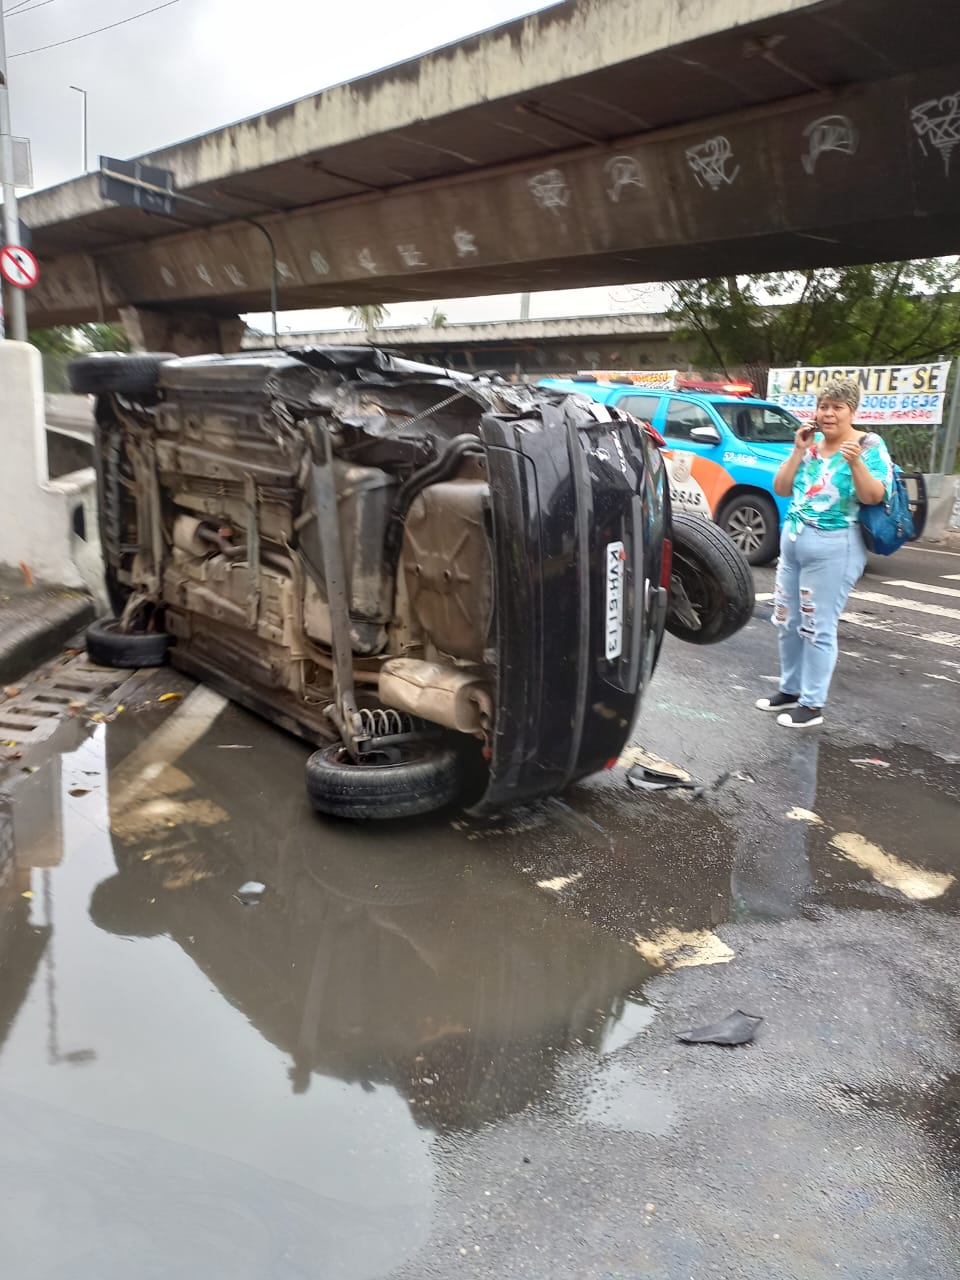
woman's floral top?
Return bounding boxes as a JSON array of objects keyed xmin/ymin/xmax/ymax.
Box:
[{"xmin": 785, "ymin": 431, "xmax": 893, "ymax": 535}]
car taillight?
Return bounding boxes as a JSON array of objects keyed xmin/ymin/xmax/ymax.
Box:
[
  {"xmin": 660, "ymin": 537, "xmax": 673, "ymax": 590},
  {"xmin": 643, "ymin": 421, "xmax": 667, "ymax": 448}
]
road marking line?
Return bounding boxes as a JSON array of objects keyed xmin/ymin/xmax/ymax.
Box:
[
  {"xmin": 907, "ymin": 546, "xmax": 960, "ymax": 558},
  {"xmin": 924, "ymin": 673, "xmax": 960, "ymax": 684},
  {"xmin": 849, "ymin": 589, "xmax": 960, "ymax": 621},
  {"xmin": 882, "ymin": 579, "xmax": 960, "ymax": 599},
  {"xmin": 840, "ymin": 612, "xmax": 960, "ymax": 647},
  {"xmin": 944, "ymin": 574, "xmax": 960, "ymax": 581},
  {"xmin": 830, "ymin": 832, "xmax": 954, "ymax": 901}
]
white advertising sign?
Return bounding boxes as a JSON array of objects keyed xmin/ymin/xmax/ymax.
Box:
[{"xmin": 766, "ymin": 362, "xmax": 952, "ymax": 426}]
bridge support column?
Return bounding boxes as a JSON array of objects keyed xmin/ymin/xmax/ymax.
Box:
[{"xmin": 119, "ymin": 306, "xmax": 245, "ymax": 356}]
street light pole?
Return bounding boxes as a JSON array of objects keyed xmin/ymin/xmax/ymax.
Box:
[
  {"xmin": 69, "ymin": 85, "xmax": 88, "ymax": 172},
  {"xmin": 0, "ymin": 0, "xmax": 27, "ymax": 340}
]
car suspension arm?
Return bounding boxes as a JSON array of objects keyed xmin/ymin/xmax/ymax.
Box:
[{"xmin": 308, "ymin": 421, "xmax": 367, "ymax": 758}]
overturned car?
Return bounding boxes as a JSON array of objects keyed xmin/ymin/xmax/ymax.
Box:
[{"xmin": 69, "ymin": 347, "xmax": 753, "ymax": 819}]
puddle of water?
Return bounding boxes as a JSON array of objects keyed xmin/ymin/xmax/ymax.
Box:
[
  {"xmin": 0, "ymin": 697, "xmax": 666, "ymax": 1277},
  {"xmin": 579, "ymin": 1058, "xmax": 674, "ymax": 1135}
]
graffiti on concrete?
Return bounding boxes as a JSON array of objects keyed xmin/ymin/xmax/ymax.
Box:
[
  {"xmin": 160, "ymin": 267, "xmax": 176, "ymax": 288},
  {"xmin": 223, "ymin": 264, "xmax": 246, "ymax": 288},
  {"xmin": 603, "ymin": 155, "xmax": 646, "ymax": 202},
  {"xmin": 397, "ymin": 244, "xmax": 427, "ymax": 268},
  {"xmin": 309, "ymin": 250, "xmax": 330, "ymax": 276},
  {"xmin": 357, "ymin": 248, "xmax": 378, "ymax": 274},
  {"xmin": 453, "ymin": 228, "xmax": 478, "ymax": 257},
  {"xmin": 196, "ymin": 264, "xmax": 215, "ymax": 287},
  {"xmin": 911, "ymin": 92, "xmax": 960, "ymax": 176},
  {"xmin": 276, "ymin": 261, "xmax": 294, "ymax": 281},
  {"xmin": 685, "ymin": 136, "xmax": 740, "ymax": 190},
  {"xmin": 801, "ymin": 115, "xmax": 859, "ymax": 174},
  {"xmin": 528, "ymin": 168, "xmax": 571, "ymax": 213}
]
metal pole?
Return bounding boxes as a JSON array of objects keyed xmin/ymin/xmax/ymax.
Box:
[
  {"xmin": 69, "ymin": 86, "xmax": 88, "ymax": 171},
  {"xmin": 0, "ymin": 0, "xmax": 27, "ymax": 341},
  {"xmin": 941, "ymin": 358, "xmax": 960, "ymax": 477}
]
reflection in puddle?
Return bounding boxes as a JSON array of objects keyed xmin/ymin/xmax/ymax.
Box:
[{"xmin": 0, "ymin": 700, "xmax": 666, "ymax": 1276}]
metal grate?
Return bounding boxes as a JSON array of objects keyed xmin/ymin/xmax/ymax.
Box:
[{"xmin": 0, "ymin": 656, "xmax": 129, "ymax": 753}]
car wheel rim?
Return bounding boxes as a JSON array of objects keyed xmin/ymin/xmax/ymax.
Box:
[{"xmin": 726, "ymin": 507, "xmax": 766, "ymax": 554}]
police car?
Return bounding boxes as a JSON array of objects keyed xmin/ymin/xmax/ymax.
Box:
[{"xmin": 539, "ymin": 372, "xmax": 801, "ymax": 565}]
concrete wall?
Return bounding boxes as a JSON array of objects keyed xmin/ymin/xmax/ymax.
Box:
[{"xmin": 0, "ymin": 342, "xmax": 102, "ymax": 597}]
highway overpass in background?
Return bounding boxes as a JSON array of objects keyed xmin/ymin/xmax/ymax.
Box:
[
  {"xmin": 18, "ymin": 0, "xmax": 960, "ymax": 351},
  {"xmin": 242, "ymin": 312, "xmax": 697, "ymax": 377}
]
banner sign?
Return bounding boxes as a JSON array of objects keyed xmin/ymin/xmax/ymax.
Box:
[
  {"xmin": 766, "ymin": 362, "xmax": 952, "ymax": 425},
  {"xmin": 580, "ymin": 369, "xmax": 679, "ymax": 388}
]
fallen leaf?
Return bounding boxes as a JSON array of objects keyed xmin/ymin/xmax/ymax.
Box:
[
  {"xmin": 21, "ymin": 890, "xmax": 33, "ymax": 900},
  {"xmin": 2, "ymin": 685, "xmax": 22, "ymax": 698},
  {"xmin": 115, "ymin": 704, "xmax": 125, "ymax": 714},
  {"xmin": 158, "ymin": 692, "xmax": 182, "ymax": 703},
  {"xmin": 19, "ymin": 562, "xmax": 34, "ymax": 588},
  {"xmin": 69, "ymin": 788, "xmax": 90, "ymax": 798}
]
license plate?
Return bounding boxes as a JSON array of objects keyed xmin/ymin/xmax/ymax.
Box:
[{"xmin": 605, "ymin": 540, "xmax": 625, "ymax": 660}]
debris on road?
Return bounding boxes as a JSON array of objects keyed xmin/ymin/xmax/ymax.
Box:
[
  {"xmin": 234, "ymin": 880, "xmax": 266, "ymax": 906},
  {"xmin": 678, "ymin": 1010, "xmax": 763, "ymax": 1046},
  {"xmin": 158, "ymin": 692, "xmax": 183, "ymax": 704},
  {"xmin": 633, "ymin": 928, "xmax": 734, "ymax": 970},
  {"xmin": 627, "ymin": 765, "xmax": 704, "ymax": 796},
  {"xmin": 849, "ymin": 757, "xmax": 890, "ymax": 769}
]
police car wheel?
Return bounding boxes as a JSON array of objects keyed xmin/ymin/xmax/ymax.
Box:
[{"xmin": 719, "ymin": 494, "xmax": 779, "ymax": 566}]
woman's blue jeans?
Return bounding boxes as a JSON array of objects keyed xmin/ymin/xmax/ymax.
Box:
[{"xmin": 772, "ymin": 523, "xmax": 867, "ymax": 709}]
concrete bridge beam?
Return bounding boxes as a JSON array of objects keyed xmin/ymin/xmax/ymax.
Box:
[{"xmin": 119, "ymin": 306, "xmax": 246, "ymax": 355}]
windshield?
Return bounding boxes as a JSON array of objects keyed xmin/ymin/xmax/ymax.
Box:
[{"xmin": 713, "ymin": 402, "xmax": 800, "ymax": 444}]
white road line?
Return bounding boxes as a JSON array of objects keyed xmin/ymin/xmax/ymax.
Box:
[
  {"xmin": 839, "ymin": 612, "xmax": 960, "ymax": 648},
  {"xmin": 755, "ymin": 592, "xmax": 960, "ymax": 647},
  {"xmin": 849, "ymin": 589, "xmax": 960, "ymax": 621},
  {"xmin": 907, "ymin": 546, "xmax": 960, "ymax": 558},
  {"xmin": 882, "ymin": 579, "xmax": 960, "ymax": 599},
  {"xmin": 944, "ymin": 574, "xmax": 960, "ymax": 581}
]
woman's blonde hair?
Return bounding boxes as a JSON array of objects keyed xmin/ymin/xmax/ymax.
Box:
[{"xmin": 816, "ymin": 378, "xmax": 861, "ymax": 412}]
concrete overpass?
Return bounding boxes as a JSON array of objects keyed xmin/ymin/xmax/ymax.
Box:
[
  {"xmin": 20, "ymin": 0, "xmax": 960, "ymax": 350},
  {"xmin": 243, "ymin": 311, "xmax": 696, "ymax": 376}
]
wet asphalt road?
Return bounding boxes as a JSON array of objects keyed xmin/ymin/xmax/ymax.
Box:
[{"xmin": 0, "ymin": 543, "xmax": 958, "ymax": 1279}]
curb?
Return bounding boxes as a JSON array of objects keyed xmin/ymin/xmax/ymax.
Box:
[{"xmin": 0, "ymin": 590, "xmax": 95, "ymax": 687}]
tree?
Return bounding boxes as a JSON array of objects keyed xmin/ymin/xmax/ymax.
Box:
[
  {"xmin": 28, "ymin": 322, "xmax": 130, "ymax": 354},
  {"xmin": 668, "ymin": 259, "xmax": 960, "ymax": 377},
  {"xmin": 425, "ymin": 306, "xmax": 448, "ymax": 328},
  {"xmin": 346, "ymin": 303, "xmax": 387, "ymax": 332}
]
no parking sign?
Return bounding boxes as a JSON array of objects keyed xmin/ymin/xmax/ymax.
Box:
[{"xmin": 0, "ymin": 244, "xmax": 39, "ymax": 290}]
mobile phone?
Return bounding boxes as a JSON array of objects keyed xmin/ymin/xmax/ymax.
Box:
[{"xmin": 799, "ymin": 426, "xmax": 814, "ymax": 441}]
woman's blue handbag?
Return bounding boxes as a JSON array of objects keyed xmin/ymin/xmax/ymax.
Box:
[{"xmin": 859, "ymin": 467, "xmax": 915, "ymax": 555}]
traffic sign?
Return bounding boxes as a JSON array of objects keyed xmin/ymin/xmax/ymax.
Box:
[{"xmin": 0, "ymin": 244, "xmax": 39, "ymax": 290}]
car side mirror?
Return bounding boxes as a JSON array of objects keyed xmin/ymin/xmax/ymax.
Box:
[{"xmin": 690, "ymin": 425, "xmax": 722, "ymax": 446}]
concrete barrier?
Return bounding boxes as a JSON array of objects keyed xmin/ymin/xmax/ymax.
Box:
[{"xmin": 0, "ymin": 342, "xmax": 104, "ymax": 603}]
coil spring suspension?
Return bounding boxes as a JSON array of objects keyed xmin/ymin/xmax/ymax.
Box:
[{"xmin": 358, "ymin": 707, "xmax": 415, "ymax": 739}]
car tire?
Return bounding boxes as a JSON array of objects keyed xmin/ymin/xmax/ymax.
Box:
[
  {"xmin": 68, "ymin": 352, "xmax": 175, "ymax": 397},
  {"xmin": 718, "ymin": 493, "xmax": 780, "ymax": 565},
  {"xmin": 666, "ymin": 513, "xmax": 755, "ymax": 645},
  {"xmin": 306, "ymin": 740, "xmax": 462, "ymax": 821},
  {"xmin": 85, "ymin": 616, "xmax": 172, "ymax": 668}
]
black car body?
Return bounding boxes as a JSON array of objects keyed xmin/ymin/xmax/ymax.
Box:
[{"xmin": 70, "ymin": 346, "xmax": 752, "ymax": 819}]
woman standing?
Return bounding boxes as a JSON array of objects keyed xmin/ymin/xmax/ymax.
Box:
[{"xmin": 756, "ymin": 378, "xmax": 892, "ymax": 728}]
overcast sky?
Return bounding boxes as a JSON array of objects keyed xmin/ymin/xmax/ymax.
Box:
[{"xmin": 6, "ymin": 0, "xmax": 669, "ymax": 329}]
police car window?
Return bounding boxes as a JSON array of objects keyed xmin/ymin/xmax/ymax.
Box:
[
  {"xmin": 663, "ymin": 401, "xmax": 713, "ymax": 441},
  {"xmin": 713, "ymin": 402, "xmax": 799, "ymax": 443},
  {"xmin": 619, "ymin": 394, "xmax": 661, "ymax": 422}
]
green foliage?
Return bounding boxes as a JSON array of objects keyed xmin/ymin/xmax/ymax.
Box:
[
  {"xmin": 346, "ymin": 303, "xmax": 387, "ymax": 331},
  {"xmin": 28, "ymin": 322, "xmax": 130, "ymax": 355},
  {"xmin": 426, "ymin": 307, "xmax": 448, "ymax": 328},
  {"xmin": 668, "ymin": 260, "xmax": 960, "ymax": 375}
]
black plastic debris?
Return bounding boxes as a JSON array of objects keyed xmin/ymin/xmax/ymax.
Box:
[
  {"xmin": 677, "ymin": 1010, "xmax": 763, "ymax": 1046},
  {"xmin": 627, "ymin": 765, "xmax": 704, "ymax": 797},
  {"xmin": 234, "ymin": 880, "xmax": 266, "ymax": 906}
]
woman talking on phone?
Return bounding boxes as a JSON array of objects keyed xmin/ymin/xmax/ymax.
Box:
[{"xmin": 755, "ymin": 377, "xmax": 893, "ymax": 728}]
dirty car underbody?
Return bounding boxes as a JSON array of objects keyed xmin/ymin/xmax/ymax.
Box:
[{"xmin": 85, "ymin": 346, "xmax": 678, "ymax": 816}]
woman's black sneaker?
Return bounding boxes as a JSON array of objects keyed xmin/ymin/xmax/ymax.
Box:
[
  {"xmin": 755, "ymin": 691, "xmax": 800, "ymax": 712},
  {"xmin": 776, "ymin": 705, "xmax": 824, "ymax": 728}
]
